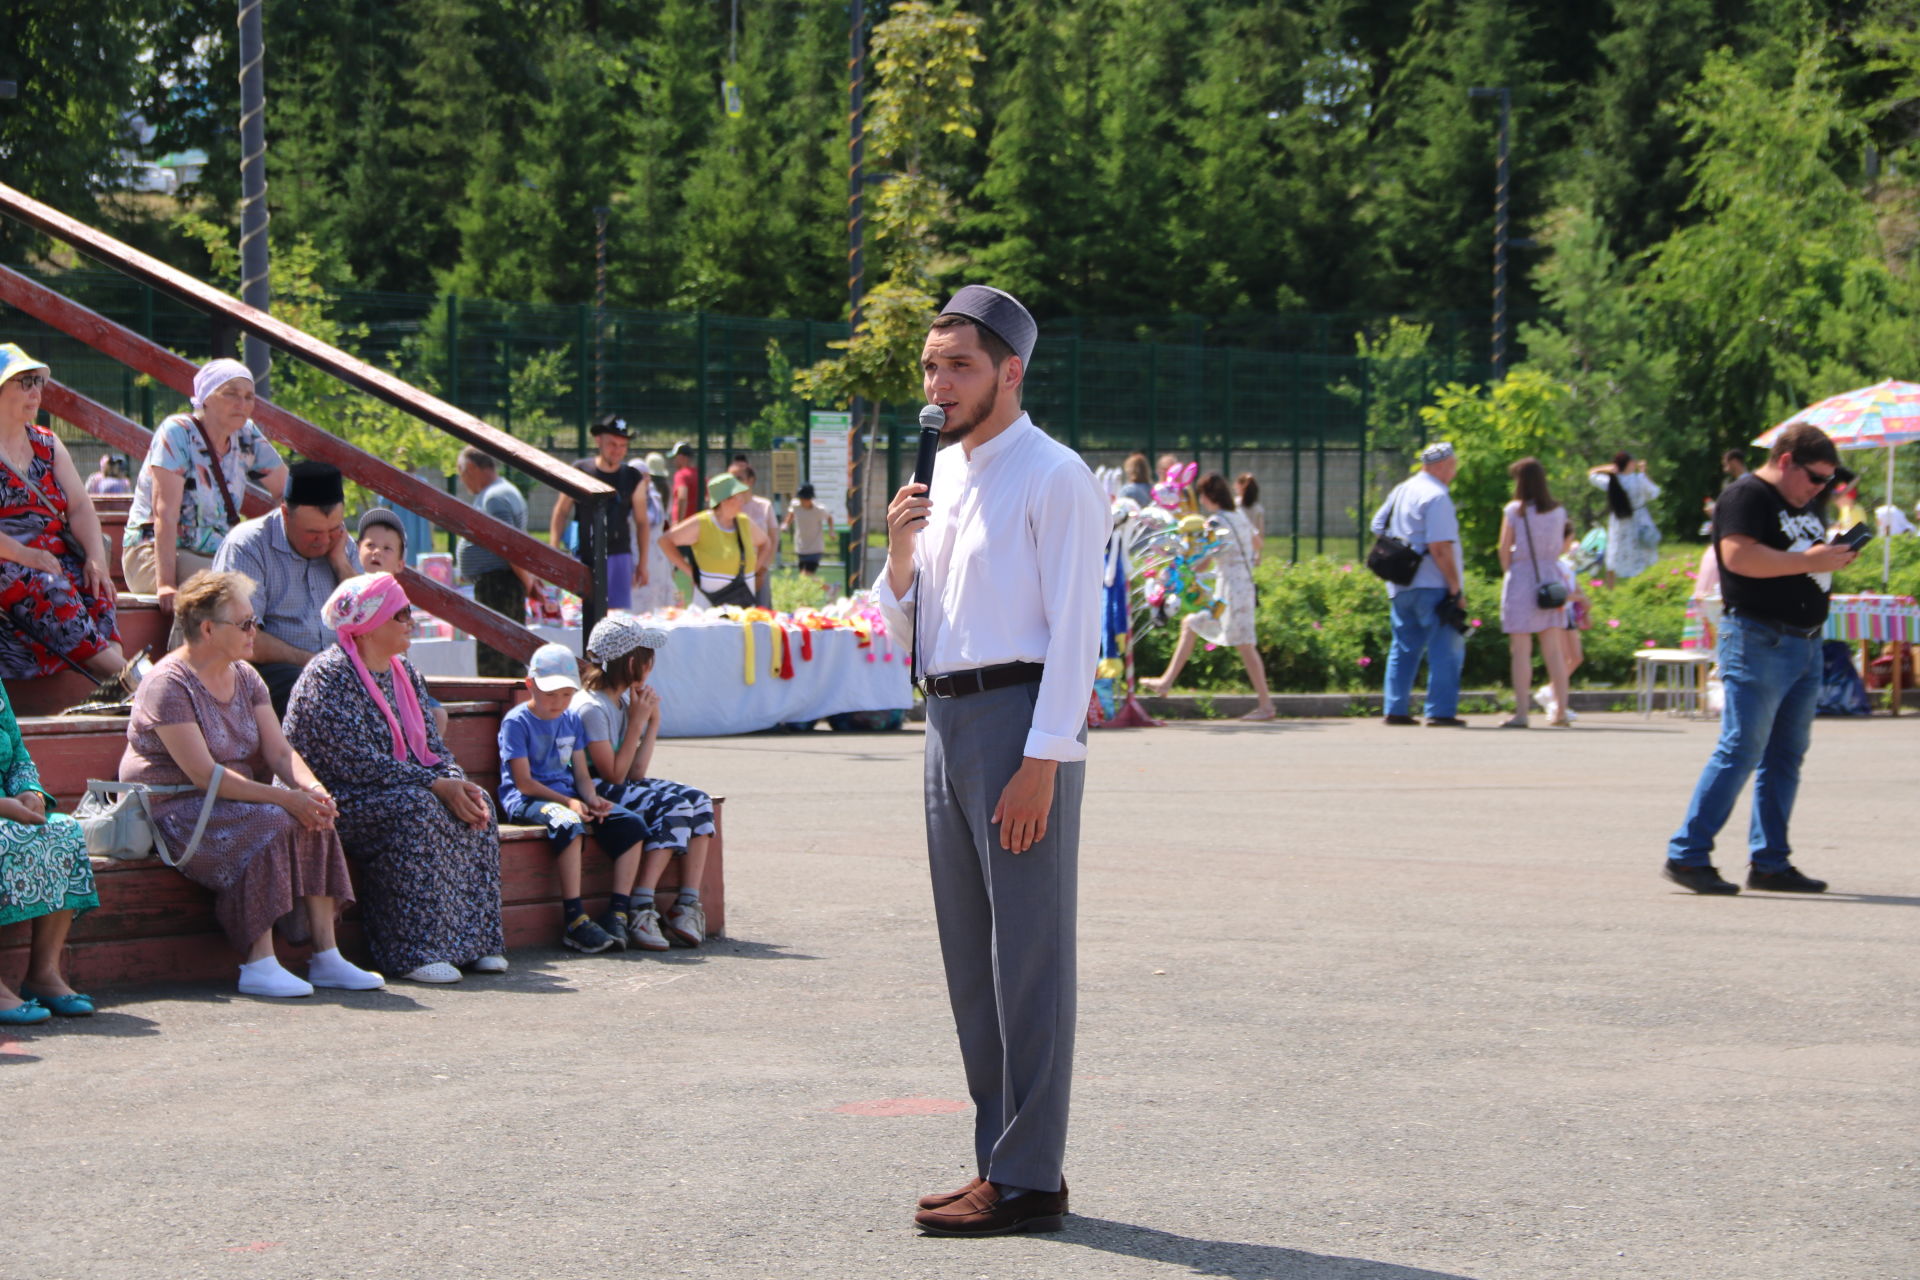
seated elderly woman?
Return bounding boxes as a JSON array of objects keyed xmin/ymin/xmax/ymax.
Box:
[
  {"xmin": 0, "ymin": 345, "xmax": 136, "ymax": 694},
  {"xmin": 283, "ymin": 573, "xmax": 505, "ymax": 985},
  {"xmin": 121, "ymin": 357, "xmax": 287, "ymax": 616},
  {"xmin": 0, "ymin": 680, "xmax": 99, "ymax": 1023},
  {"xmin": 117, "ymin": 570, "xmax": 381, "ymax": 998}
]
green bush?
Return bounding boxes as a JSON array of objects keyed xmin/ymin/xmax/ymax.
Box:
[{"xmin": 1131, "ymin": 545, "xmax": 1706, "ymax": 693}]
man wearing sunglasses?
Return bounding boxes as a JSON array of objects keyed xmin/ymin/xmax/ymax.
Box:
[{"xmin": 1664, "ymin": 423, "xmax": 1856, "ymax": 895}]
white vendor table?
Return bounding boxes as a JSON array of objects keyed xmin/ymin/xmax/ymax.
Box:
[{"xmin": 407, "ymin": 617, "xmax": 911, "ymax": 738}]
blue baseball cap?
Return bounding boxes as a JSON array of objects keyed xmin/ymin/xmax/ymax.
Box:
[{"xmin": 526, "ymin": 642, "xmax": 582, "ymax": 692}]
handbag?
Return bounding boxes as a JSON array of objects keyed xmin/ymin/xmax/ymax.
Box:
[
  {"xmin": 1519, "ymin": 506, "xmax": 1570, "ymax": 609},
  {"xmin": 73, "ymin": 765, "xmax": 226, "ymax": 869},
  {"xmin": 1365, "ymin": 484, "xmax": 1426, "ymax": 586},
  {"xmin": 687, "ymin": 515, "xmax": 757, "ymax": 608}
]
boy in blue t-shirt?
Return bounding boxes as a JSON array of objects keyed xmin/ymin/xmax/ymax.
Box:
[{"xmin": 497, "ymin": 643, "xmax": 649, "ymax": 954}]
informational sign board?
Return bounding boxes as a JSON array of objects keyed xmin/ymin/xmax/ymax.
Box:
[
  {"xmin": 769, "ymin": 448, "xmax": 800, "ymax": 498},
  {"xmin": 807, "ymin": 410, "xmax": 852, "ymax": 520}
]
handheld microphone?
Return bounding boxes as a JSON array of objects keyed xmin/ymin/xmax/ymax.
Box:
[{"xmin": 914, "ymin": 404, "xmax": 944, "ymax": 494}]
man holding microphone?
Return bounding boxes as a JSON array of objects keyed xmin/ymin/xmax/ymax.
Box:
[{"xmin": 877, "ymin": 286, "xmax": 1108, "ymax": 1237}]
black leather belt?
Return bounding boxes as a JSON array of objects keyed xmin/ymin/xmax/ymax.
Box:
[
  {"xmin": 918, "ymin": 661, "xmax": 1045, "ymax": 699},
  {"xmin": 1725, "ymin": 609, "xmax": 1823, "ymax": 640}
]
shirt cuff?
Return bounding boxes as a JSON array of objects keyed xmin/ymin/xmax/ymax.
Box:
[{"xmin": 1022, "ymin": 727, "xmax": 1087, "ymax": 763}]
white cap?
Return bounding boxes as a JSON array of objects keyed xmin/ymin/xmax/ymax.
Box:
[{"xmin": 526, "ymin": 642, "xmax": 582, "ymax": 692}]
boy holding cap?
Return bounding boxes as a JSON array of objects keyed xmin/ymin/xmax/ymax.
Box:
[
  {"xmin": 782, "ymin": 483, "xmax": 834, "ymax": 575},
  {"xmin": 496, "ymin": 643, "xmax": 650, "ymax": 954}
]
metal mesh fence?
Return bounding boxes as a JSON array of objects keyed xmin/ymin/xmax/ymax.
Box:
[{"xmin": 0, "ymin": 267, "xmax": 1491, "ymax": 547}]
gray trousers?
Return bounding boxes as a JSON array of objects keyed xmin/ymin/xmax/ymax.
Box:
[{"xmin": 923, "ymin": 682, "xmax": 1081, "ymax": 1193}]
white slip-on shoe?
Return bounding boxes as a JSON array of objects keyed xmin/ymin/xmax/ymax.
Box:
[
  {"xmin": 238, "ymin": 959, "xmax": 314, "ymax": 999},
  {"xmin": 400, "ymin": 962, "xmax": 463, "ymax": 984},
  {"xmin": 307, "ymin": 948, "xmax": 385, "ymax": 991},
  {"xmin": 467, "ymin": 955, "xmax": 509, "ymax": 974}
]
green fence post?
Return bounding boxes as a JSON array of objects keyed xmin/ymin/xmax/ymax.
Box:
[
  {"xmin": 1222, "ymin": 348, "xmax": 1233, "ymax": 482},
  {"xmin": 721, "ymin": 322, "xmax": 734, "ymax": 461},
  {"xmin": 1289, "ymin": 353, "xmax": 1303, "ymax": 564},
  {"xmin": 695, "ymin": 311, "xmax": 710, "ymax": 478},
  {"xmin": 1068, "ymin": 333, "xmax": 1082, "ymax": 451},
  {"xmin": 1314, "ymin": 357, "xmax": 1327, "ymax": 556},
  {"xmin": 1146, "ymin": 344, "xmax": 1157, "ymax": 462},
  {"xmin": 138, "ymin": 283, "xmax": 154, "ymax": 428},
  {"xmin": 1357, "ymin": 363, "xmax": 1371, "ymax": 560},
  {"xmin": 446, "ymin": 295, "xmax": 461, "ymax": 414},
  {"xmin": 576, "ymin": 304, "xmax": 591, "ymax": 453}
]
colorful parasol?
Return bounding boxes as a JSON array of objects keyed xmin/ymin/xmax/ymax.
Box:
[
  {"xmin": 1752, "ymin": 380, "xmax": 1920, "ymax": 585},
  {"xmin": 1752, "ymin": 380, "xmax": 1920, "ymax": 451}
]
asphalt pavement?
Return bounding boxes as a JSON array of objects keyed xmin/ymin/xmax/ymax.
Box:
[{"xmin": 5, "ymin": 711, "xmax": 1915, "ymax": 1280}]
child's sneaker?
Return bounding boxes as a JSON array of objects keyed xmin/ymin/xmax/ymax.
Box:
[
  {"xmin": 562, "ymin": 913, "xmax": 617, "ymax": 954},
  {"xmin": 666, "ymin": 899, "xmax": 706, "ymax": 948},
  {"xmin": 596, "ymin": 909, "xmax": 630, "ymax": 952},
  {"xmin": 626, "ymin": 906, "xmax": 670, "ymax": 952}
]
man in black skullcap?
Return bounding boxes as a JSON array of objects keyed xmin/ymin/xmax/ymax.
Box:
[
  {"xmin": 877, "ymin": 285, "xmax": 1108, "ymax": 1237},
  {"xmin": 211, "ymin": 458, "xmax": 360, "ymax": 716}
]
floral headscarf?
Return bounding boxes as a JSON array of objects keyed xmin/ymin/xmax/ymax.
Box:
[{"xmin": 322, "ymin": 572, "xmax": 437, "ymax": 765}]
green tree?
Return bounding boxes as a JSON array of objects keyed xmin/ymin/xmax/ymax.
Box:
[
  {"xmin": 1516, "ymin": 206, "xmax": 1676, "ymax": 479},
  {"xmin": 795, "ymin": 0, "xmax": 985, "ymax": 525},
  {"xmin": 1415, "ymin": 370, "xmax": 1576, "ymax": 576}
]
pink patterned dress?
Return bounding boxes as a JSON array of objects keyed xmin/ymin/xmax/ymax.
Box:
[{"xmin": 117, "ymin": 654, "xmax": 354, "ymax": 951}]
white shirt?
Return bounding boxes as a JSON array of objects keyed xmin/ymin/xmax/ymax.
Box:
[
  {"xmin": 876, "ymin": 413, "xmax": 1109, "ymax": 762},
  {"xmin": 1876, "ymin": 503, "xmax": 1915, "ymax": 536}
]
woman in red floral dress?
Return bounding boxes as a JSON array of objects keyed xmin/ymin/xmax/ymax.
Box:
[{"xmin": 0, "ymin": 345, "xmax": 130, "ymax": 686}]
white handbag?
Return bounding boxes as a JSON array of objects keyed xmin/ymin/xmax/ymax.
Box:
[{"xmin": 74, "ymin": 765, "xmax": 226, "ymax": 869}]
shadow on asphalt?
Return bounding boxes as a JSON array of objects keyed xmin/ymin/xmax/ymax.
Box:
[
  {"xmin": 1731, "ymin": 891, "xmax": 1920, "ymax": 909},
  {"xmin": 1051, "ymin": 1217, "xmax": 1480, "ymax": 1278}
]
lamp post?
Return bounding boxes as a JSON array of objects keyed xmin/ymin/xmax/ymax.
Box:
[
  {"xmin": 592, "ymin": 205, "xmax": 609, "ymax": 421},
  {"xmin": 1468, "ymin": 86, "xmax": 1510, "ymax": 384}
]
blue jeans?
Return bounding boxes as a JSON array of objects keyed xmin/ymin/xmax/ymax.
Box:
[
  {"xmin": 1667, "ymin": 614, "xmax": 1822, "ymax": 871},
  {"xmin": 1384, "ymin": 587, "xmax": 1465, "ymax": 719}
]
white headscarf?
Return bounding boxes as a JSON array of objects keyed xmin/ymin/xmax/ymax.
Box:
[{"xmin": 190, "ymin": 358, "xmax": 255, "ymax": 411}]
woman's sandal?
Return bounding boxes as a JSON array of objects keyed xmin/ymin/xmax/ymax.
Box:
[
  {"xmin": 1239, "ymin": 707, "xmax": 1277, "ymax": 722},
  {"xmin": 1499, "ymin": 715, "xmax": 1529, "ymax": 729}
]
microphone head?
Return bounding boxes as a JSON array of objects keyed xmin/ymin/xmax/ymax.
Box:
[{"xmin": 918, "ymin": 403, "xmax": 946, "ymax": 432}]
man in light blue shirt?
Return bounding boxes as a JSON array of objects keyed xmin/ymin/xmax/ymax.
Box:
[{"xmin": 1369, "ymin": 441, "xmax": 1467, "ymax": 726}]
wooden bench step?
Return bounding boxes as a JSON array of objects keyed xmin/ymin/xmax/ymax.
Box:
[{"xmin": 0, "ymin": 810, "xmax": 726, "ymax": 991}]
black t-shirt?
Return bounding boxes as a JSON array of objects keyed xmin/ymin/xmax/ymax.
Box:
[
  {"xmin": 571, "ymin": 457, "xmax": 642, "ymax": 559},
  {"xmin": 1713, "ymin": 472, "xmax": 1831, "ymax": 629}
]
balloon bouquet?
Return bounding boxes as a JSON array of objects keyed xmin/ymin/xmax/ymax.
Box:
[{"xmin": 1092, "ymin": 461, "xmax": 1225, "ymax": 728}]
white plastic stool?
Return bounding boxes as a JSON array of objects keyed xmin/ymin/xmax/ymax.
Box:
[{"xmin": 1634, "ymin": 648, "xmax": 1715, "ymax": 719}]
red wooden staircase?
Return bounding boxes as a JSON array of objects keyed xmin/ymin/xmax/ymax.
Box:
[{"xmin": 0, "ymin": 186, "xmax": 727, "ymax": 991}]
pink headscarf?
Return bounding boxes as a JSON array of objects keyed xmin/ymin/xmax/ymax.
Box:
[{"xmin": 322, "ymin": 573, "xmax": 438, "ymax": 765}]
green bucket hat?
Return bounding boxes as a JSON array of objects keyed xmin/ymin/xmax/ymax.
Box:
[
  {"xmin": 0, "ymin": 344, "xmax": 49, "ymax": 388},
  {"xmin": 707, "ymin": 473, "xmax": 750, "ymax": 506}
]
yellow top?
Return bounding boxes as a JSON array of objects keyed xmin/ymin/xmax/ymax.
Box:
[{"xmin": 690, "ymin": 511, "xmax": 757, "ymax": 589}]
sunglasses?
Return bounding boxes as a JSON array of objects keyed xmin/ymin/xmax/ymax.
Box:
[
  {"xmin": 8, "ymin": 373, "xmax": 46, "ymax": 390},
  {"xmin": 213, "ymin": 616, "xmax": 261, "ymax": 633},
  {"xmin": 1800, "ymin": 462, "xmax": 1837, "ymax": 488}
]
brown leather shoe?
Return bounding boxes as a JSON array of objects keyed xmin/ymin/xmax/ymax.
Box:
[
  {"xmin": 914, "ymin": 1180, "xmax": 1068, "ymax": 1237},
  {"xmin": 917, "ymin": 1175, "xmax": 985, "ymax": 1211}
]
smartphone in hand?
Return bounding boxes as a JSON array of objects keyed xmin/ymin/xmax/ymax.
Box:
[{"xmin": 1835, "ymin": 522, "xmax": 1874, "ymax": 553}]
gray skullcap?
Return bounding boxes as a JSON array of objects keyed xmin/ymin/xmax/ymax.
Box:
[
  {"xmin": 1419, "ymin": 441, "xmax": 1456, "ymax": 464},
  {"xmin": 939, "ymin": 285, "xmax": 1037, "ymax": 367}
]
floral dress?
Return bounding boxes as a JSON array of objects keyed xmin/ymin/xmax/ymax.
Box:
[
  {"xmin": 1591, "ymin": 470, "xmax": 1663, "ymax": 580},
  {"xmin": 118, "ymin": 654, "xmax": 354, "ymax": 951},
  {"xmin": 124, "ymin": 413, "xmax": 281, "ymax": 558},
  {"xmin": 1189, "ymin": 507, "xmax": 1258, "ymax": 647},
  {"xmin": 0, "ymin": 423, "xmax": 119, "ymax": 679},
  {"xmin": 282, "ymin": 646, "xmax": 505, "ymax": 975},
  {"xmin": 0, "ymin": 683, "xmax": 96, "ymax": 927}
]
